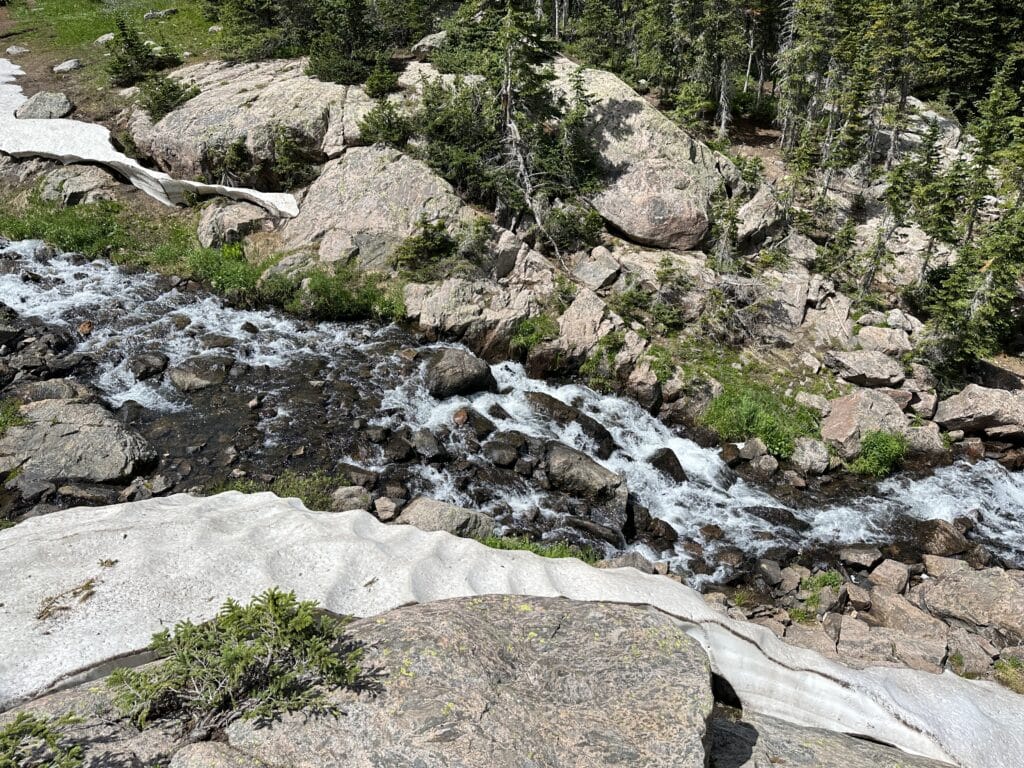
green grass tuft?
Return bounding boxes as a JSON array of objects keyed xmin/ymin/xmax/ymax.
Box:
[
  {"xmin": 702, "ymin": 381, "xmax": 819, "ymax": 459},
  {"xmin": 217, "ymin": 470, "xmax": 348, "ymax": 511},
  {"xmin": 481, "ymin": 535, "xmax": 599, "ymax": 564},
  {"xmin": 510, "ymin": 316, "xmax": 559, "ymax": 354},
  {"xmin": 849, "ymin": 431, "xmax": 908, "ymax": 478},
  {"xmin": 994, "ymin": 657, "xmax": 1024, "ymax": 694},
  {"xmin": 0, "ymin": 399, "xmax": 28, "ymax": 439}
]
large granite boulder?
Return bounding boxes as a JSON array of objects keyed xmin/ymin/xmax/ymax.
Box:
[
  {"xmin": 281, "ymin": 146, "xmax": 469, "ymax": 271},
  {"xmin": 128, "ymin": 59, "xmax": 374, "ymax": 182},
  {"xmin": 820, "ymin": 389, "xmax": 907, "ymax": 459},
  {"xmin": 552, "ymin": 59, "xmax": 739, "ymax": 250},
  {"xmin": 197, "ymin": 201, "xmax": 269, "ymax": 248},
  {"xmin": 934, "ymin": 384, "xmax": 1024, "ymax": 435},
  {"xmin": 0, "ymin": 399, "xmax": 154, "ymax": 485},
  {"xmin": 7, "ymin": 597, "xmax": 714, "ymax": 768},
  {"xmin": 39, "ymin": 165, "xmax": 119, "ymax": 206},
  {"xmin": 920, "ymin": 568, "xmax": 1024, "ymax": 645},
  {"xmin": 423, "ymin": 347, "xmax": 496, "ymax": 399},
  {"xmin": 824, "ymin": 350, "xmax": 905, "ymax": 387}
]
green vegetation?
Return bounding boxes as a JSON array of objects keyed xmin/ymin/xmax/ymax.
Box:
[
  {"xmin": 0, "ymin": 713, "xmax": 83, "ymax": 768},
  {"xmin": 994, "ymin": 657, "xmax": 1024, "ymax": 694},
  {"xmin": 0, "ymin": 400, "xmax": 27, "ymax": 439},
  {"xmin": 510, "ymin": 315, "xmax": 559, "ymax": 354},
  {"xmin": 849, "ymin": 431, "xmax": 909, "ymax": 478},
  {"xmin": 218, "ymin": 470, "xmax": 349, "ymax": 510},
  {"xmin": 787, "ymin": 607, "xmax": 815, "ymax": 625},
  {"xmin": 391, "ymin": 218, "xmax": 458, "ymax": 280},
  {"xmin": 702, "ymin": 381, "xmax": 819, "ymax": 459},
  {"xmin": 801, "ymin": 570, "xmax": 843, "ymax": 592},
  {"xmin": 358, "ymin": 101, "xmax": 413, "ymax": 147},
  {"xmin": 138, "ymin": 75, "xmax": 199, "ymax": 121},
  {"xmin": 579, "ymin": 330, "xmax": 625, "ymax": 392},
  {"xmin": 363, "ymin": 57, "xmax": 401, "ymax": 98},
  {"xmin": 109, "ymin": 589, "xmax": 362, "ymax": 737},
  {"xmin": 481, "ymin": 535, "xmax": 599, "ymax": 564},
  {"xmin": 106, "ymin": 15, "xmax": 182, "ymax": 87}
]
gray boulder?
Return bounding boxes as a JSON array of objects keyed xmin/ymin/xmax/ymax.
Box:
[
  {"xmin": 411, "ymin": 30, "xmax": 448, "ymax": 60},
  {"xmin": 545, "ymin": 441, "xmax": 624, "ymax": 499},
  {"xmin": 398, "ymin": 497, "xmax": 495, "ymax": 539},
  {"xmin": 15, "ymin": 91, "xmax": 73, "ymax": 120},
  {"xmin": 737, "ymin": 185, "xmax": 784, "ymax": 246},
  {"xmin": 791, "ymin": 437, "xmax": 830, "ymax": 475},
  {"xmin": 168, "ymin": 355, "xmax": 233, "ymax": 392},
  {"xmin": 825, "ymin": 350, "xmax": 905, "ymax": 387},
  {"xmin": 330, "ymin": 485, "xmax": 372, "ymax": 512},
  {"xmin": 820, "ymin": 389, "xmax": 907, "ymax": 459},
  {"xmin": 12, "ymin": 597, "xmax": 713, "ymax": 768},
  {"xmin": 856, "ymin": 325, "xmax": 912, "ymax": 356},
  {"xmin": 0, "ymin": 399, "xmax": 154, "ymax": 485},
  {"xmin": 197, "ymin": 201, "xmax": 269, "ymax": 248},
  {"xmin": 552, "ymin": 59, "xmax": 738, "ymax": 250},
  {"xmin": 39, "ymin": 165, "xmax": 119, "ymax": 206},
  {"xmin": 52, "ymin": 59, "xmax": 82, "ymax": 74},
  {"xmin": 921, "ymin": 568, "xmax": 1024, "ymax": 645},
  {"xmin": 128, "ymin": 59, "xmax": 374, "ymax": 179},
  {"xmin": 424, "ymin": 348, "xmax": 496, "ymax": 399},
  {"xmin": 281, "ymin": 146, "xmax": 468, "ymax": 271},
  {"xmin": 934, "ymin": 384, "xmax": 1024, "ymax": 434}
]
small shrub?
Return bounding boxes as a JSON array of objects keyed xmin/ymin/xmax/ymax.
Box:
[
  {"xmin": 289, "ymin": 265, "xmax": 405, "ymax": 323},
  {"xmin": 138, "ymin": 75, "xmax": 199, "ymax": 121},
  {"xmin": 579, "ymin": 330, "xmax": 626, "ymax": 392},
  {"xmin": 307, "ymin": 43, "xmax": 370, "ymax": 85},
  {"xmin": 270, "ymin": 128, "xmax": 322, "ymax": 190},
  {"xmin": 220, "ymin": 470, "xmax": 347, "ymax": 511},
  {"xmin": 109, "ymin": 589, "xmax": 361, "ymax": 738},
  {"xmin": 702, "ymin": 382, "xmax": 819, "ymax": 459},
  {"xmin": 849, "ymin": 431, "xmax": 908, "ymax": 477},
  {"xmin": 391, "ymin": 218, "xmax": 458, "ymax": 281},
  {"xmin": 0, "ymin": 399, "xmax": 27, "ymax": 438},
  {"xmin": 510, "ymin": 315, "xmax": 559, "ymax": 354},
  {"xmin": 481, "ymin": 535, "xmax": 599, "ymax": 564},
  {"xmin": 0, "ymin": 713, "xmax": 83, "ymax": 768},
  {"xmin": 543, "ymin": 205, "xmax": 603, "ymax": 253},
  {"xmin": 994, "ymin": 658, "xmax": 1024, "ymax": 694},
  {"xmin": 363, "ymin": 57, "xmax": 400, "ymax": 98},
  {"xmin": 107, "ymin": 15, "xmax": 180, "ymax": 87},
  {"xmin": 206, "ymin": 138, "xmax": 254, "ymax": 186},
  {"xmin": 358, "ymin": 100, "xmax": 412, "ymax": 147}
]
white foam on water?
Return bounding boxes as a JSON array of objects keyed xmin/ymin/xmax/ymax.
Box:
[{"xmin": 2, "ymin": 240, "xmax": 1022, "ymax": 574}]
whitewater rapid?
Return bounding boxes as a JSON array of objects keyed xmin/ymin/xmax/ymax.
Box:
[{"xmin": 1, "ymin": 239, "xmax": 1022, "ymax": 578}]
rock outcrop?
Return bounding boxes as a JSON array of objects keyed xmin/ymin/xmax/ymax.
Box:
[
  {"xmin": 820, "ymin": 389, "xmax": 908, "ymax": 459},
  {"xmin": 935, "ymin": 384, "xmax": 1024, "ymax": 435},
  {"xmin": 423, "ymin": 347, "xmax": 496, "ymax": 399},
  {"xmin": 281, "ymin": 146, "xmax": 469, "ymax": 270},
  {"xmin": 553, "ymin": 59, "xmax": 739, "ymax": 250},
  {"xmin": 398, "ymin": 496, "xmax": 495, "ymax": 539}
]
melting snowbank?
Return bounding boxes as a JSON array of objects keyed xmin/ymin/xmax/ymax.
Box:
[
  {"xmin": 0, "ymin": 58, "xmax": 298, "ymax": 217},
  {"xmin": 1, "ymin": 493, "xmax": 1021, "ymax": 767}
]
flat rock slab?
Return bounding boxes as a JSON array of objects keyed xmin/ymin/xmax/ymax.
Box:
[
  {"xmin": 709, "ymin": 711, "xmax": 952, "ymax": 768},
  {"xmin": 0, "ymin": 398, "xmax": 154, "ymax": 484},
  {"xmin": 1, "ymin": 494, "xmax": 1023, "ymax": 767}
]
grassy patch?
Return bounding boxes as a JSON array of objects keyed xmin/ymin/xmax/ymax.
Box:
[
  {"xmin": 579, "ymin": 330, "xmax": 625, "ymax": 392},
  {"xmin": 994, "ymin": 657, "xmax": 1024, "ymax": 694},
  {"xmin": 0, "ymin": 713, "xmax": 84, "ymax": 768},
  {"xmin": 702, "ymin": 381, "xmax": 819, "ymax": 459},
  {"xmin": 481, "ymin": 535, "xmax": 599, "ymax": 564},
  {"xmin": 108, "ymin": 589, "xmax": 362, "ymax": 738},
  {"xmin": 801, "ymin": 570, "xmax": 843, "ymax": 592},
  {"xmin": 849, "ymin": 431, "xmax": 908, "ymax": 478},
  {"xmin": 217, "ymin": 470, "xmax": 348, "ymax": 511},
  {"xmin": 787, "ymin": 606, "xmax": 815, "ymax": 624},
  {"xmin": 0, "ymin": 399, "xmax": 27, "ymax": 439},
  {"xmin": 510, "ymin": 315, "xmax": 559, "ymax": 355}
]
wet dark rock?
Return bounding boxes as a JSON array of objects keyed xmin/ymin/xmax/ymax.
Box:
[
  {"xmin": 720, "ymin": 443, "xmax": 742, "ymax": 467},
  {"xmin": 483, "ymin": 439, "xmax": 519, "ymax": 468},
  {"xmin": 168, "ymin": 355, "xmax": 233, "ymax": 392},
  {"xmin": 742, "ymin": 505, "xmax": 811, "ymax": 533},
  {"xmin": 514, "ymin": 457, "xmax": 537, "ymax": 476},
  {"xmin": 410, "ymin": 429, "xmax": 446, "ymax": 462},
  {"xmin": 363, "ymin": 426, "xmax": 388, "ymax": 444},
  {"xmin": 128, "ymin": 352, "xmax": 169, "ymax": 381},
  {"xmin": 56, "ymin": 483, "xmax": 120, "ymax": 505},
  {"xmin": 545, "ymin": 442, "xmax": 624, "ymax": 499},
  {"xmin": 424, "ymin": 348, "xmax": 496, "ymax": 399},
  {"xmin": 914, "ymin": 518, "xmax": 969, "ymax": 556},
  {"xmin": 525, "ymin": 391, "xmax": 617, "ymax": 459},
  {"xmin": 453, "ymin": 407, "xmax": 495, "ymax": 439},
  {"xmin": 647, "ymin": 447, "xmax": 687, "ymax": 482}
]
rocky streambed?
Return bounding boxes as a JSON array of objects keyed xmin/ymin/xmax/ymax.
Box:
[{"xmin": 2, "ymin": 238, "xmax": 1023, "ymax": 584}]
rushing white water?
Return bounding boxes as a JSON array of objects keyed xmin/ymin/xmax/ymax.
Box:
[{"xmin": 2, "ymin": 239, "xmax": 1023, "ymax": 577}]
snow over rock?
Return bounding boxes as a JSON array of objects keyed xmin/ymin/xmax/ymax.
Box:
[{"xmin": 1, "ymin": 493, "xmax": 1022, "ymax": 767}]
